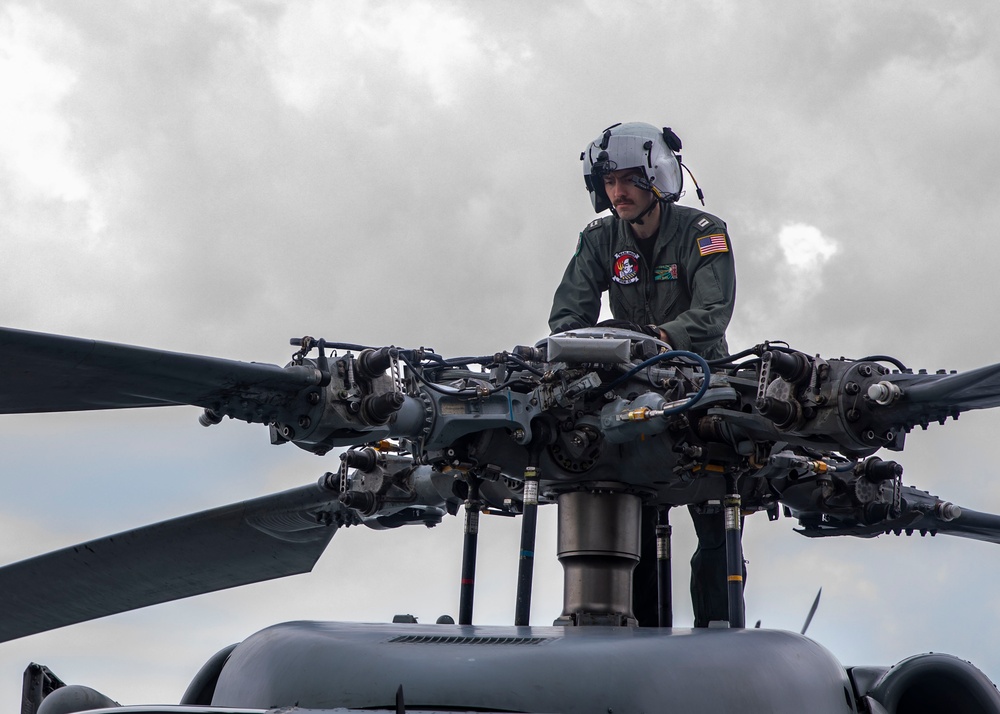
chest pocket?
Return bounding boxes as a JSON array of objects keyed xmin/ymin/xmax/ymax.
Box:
[
  {"xmin": 649, "ymin": 258, "xmax": 686, "ymax": 322},
  {"xmin": 606, "ymin": 253, "xmax": 686, "ymax": 325}
]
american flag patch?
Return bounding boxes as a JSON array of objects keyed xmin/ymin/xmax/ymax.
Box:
[{"xmin": 697, "ymin": 234, "xmax": 728, "ymax": 256}]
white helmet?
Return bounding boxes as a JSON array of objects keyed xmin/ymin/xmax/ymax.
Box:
[{"xmin": 581, "ymin": 122, "xmax": 684, "ymax": 213}]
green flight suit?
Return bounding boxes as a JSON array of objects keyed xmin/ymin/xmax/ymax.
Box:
[
  {"xmin": 548, "ymin": 203, "xmax": 736, "ymax": 361},
  {"xmin": 548, "ymin": 201, "xmax": 739, "ymax": 627}
]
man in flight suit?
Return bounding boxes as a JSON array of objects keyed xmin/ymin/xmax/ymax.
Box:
[{"xmin": 549, "ymin": 122, "xmax": 737, "ymax": 627}]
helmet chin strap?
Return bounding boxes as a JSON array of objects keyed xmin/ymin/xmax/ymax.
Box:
[{"xmin": 627, "ymin": 197, "xmax": 659, "ymax": 226}]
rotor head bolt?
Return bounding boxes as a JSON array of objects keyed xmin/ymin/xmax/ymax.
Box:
[
  {"xmin": 307, "ymin": 391, "xmax": 321, "ymax": 405},
  {"xmin": 298, "ymin": 416, "xmax": 311, "ymax": 429},
  {"xmin": 936, "ymin": 502, "xmax": 962, "ymax": 521},
  {"xmin": 845, "ymin": 381, "xmax": 860, "ymax": 395},
  {"xmin": 198, "ymin": 408, "xmax": 223, "ymax": 427},
  {"xmin": 867, "ymin": 381, "xmax": 902, "ymax": 405},
  {"xmin": 846, "ymin": 408, "xmax": 860, "ymax": 422}
]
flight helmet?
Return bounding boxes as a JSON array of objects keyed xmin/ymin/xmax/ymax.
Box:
[{"xmin": 581, "ymin": 122, "xmax": 684, "ymax": 213}]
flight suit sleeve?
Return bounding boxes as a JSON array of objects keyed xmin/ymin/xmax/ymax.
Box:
[
  {"xmin": 657, "ymin": 228, "xmax": 736, "ymax": 355},
  {"xmin": 548, "ymin": 228, "xmax": 608, "ymax": 334}
]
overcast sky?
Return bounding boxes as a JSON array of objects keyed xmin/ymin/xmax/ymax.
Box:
[{"xmin": 3, "ymin": 0, "xmax": 1000, "ymax": 709}]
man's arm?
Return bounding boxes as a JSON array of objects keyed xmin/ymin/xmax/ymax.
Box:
[
  {"xmin": 549, "ymin": 230, "xmax": 608, "ymax": 334},
  {"xmin": 657, "ymin": 233, "xmax": 736, "ymax": 355}
]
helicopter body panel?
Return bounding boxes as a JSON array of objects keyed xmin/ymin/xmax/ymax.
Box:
[{"xmin": 209, "ymin": 621, "xmax": 856, "ymax": 713}]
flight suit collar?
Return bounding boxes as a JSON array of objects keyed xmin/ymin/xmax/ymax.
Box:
[{"xmin": 615, "ymin": 203, "xmax": 677, "ymax": 264}]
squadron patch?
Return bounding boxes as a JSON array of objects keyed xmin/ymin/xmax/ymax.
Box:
[
  {"xmin": 574, "ymin": 233, "xmax": 583, "ymax": 256},
  {"xmin": 612, "ymin": 250, "xmax": 641, "ymax": 284},
  {"xmin": 695, "ymin": 216, "xmax": 713, "ymax": 230},
  {"xmin": 697, "ymin": 234, "xmax": 729, "ymax": 257},
  {"xmin": 654, "ymin": 263, "xmax": 679, "ymax": 281}
]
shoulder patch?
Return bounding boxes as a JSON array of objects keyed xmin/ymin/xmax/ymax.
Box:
[
  {"xmin": 574, "ymin": 233, "xmax": 583, "ymax": 256},
  {"xmin": 697, "ymin": 234, "xmax": 729, "ymax": 257},
  {"xmin": 694, "ymin": 215, "xmax": 714, "ymax": 231}
]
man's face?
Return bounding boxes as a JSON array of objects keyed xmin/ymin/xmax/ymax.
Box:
[{"xmin": 602, "ymin": 168, "xmax": 656, "ymax": 221}]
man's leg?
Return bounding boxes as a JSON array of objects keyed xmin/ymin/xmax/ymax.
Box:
[{"xmin": 631, "ymin": 504, "xmax": 659, "ymax": 626}]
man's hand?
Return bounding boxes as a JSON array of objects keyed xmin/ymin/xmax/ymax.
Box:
[{"xmin": 596, "ymin": 319, "xmax": 659, "ymax": 337}]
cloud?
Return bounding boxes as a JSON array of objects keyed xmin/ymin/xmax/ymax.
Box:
[
  {"xmin": 0, "ymin": 3, "xmax": 107, "ymax": 235},
  {"xmin": 265, "ymin": 0, "xmax": 533, "ymax": 113},
  {"xmin": 778, "ymin": 223, "xmax": 838, "ymax": 271},
  {"xmin": 0, "ymin": 6, "xmax": 83, "ymax": 202}
]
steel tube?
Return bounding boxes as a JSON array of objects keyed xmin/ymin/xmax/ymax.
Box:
[
  {"xmin": 514, "ymin": 467, "xmax": 540, "ymax": 626},
  {"xmin": 724, "ymin": 491, "xmax": 745, "ymax": 628}
]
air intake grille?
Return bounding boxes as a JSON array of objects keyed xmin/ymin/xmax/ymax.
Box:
[{"xmin": 387, "ymin": 635, "xmax": 551, "ymax": 646}]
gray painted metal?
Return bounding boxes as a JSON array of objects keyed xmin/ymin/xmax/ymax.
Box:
[
  {"xmin": 53, "ymin": 709, "xmax": 263, "ymax": 714},
  {"xmin": 0, "ymin": 484, "xmax": 341, "ymax": 642},
  {"xmin": 0, "ymin": 326, "xmax": 320, "ymax": 414},
  {"xmin": 211, "ymin": 621, "xmax": 858, "ymax": 713},
  {"xmin": 78, "ymin": 705, "xmax": 498, "ymax": 714},
  {"xmin": 865, "ymin": 653, "xmax": 1000, "ymax": 713}
]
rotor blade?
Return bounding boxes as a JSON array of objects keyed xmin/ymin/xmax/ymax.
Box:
[
  {"xmin": 881, "ymin": 363, "xmax": 1000, "ymax": 427},
  {"xmin": 0, "ymin": 326, "xmax": 321, "ymax": 414},
  {"xmin": 906, "ymin": 507, "xmax": 1000, "ymax": 545},
  {"xmin": 0, "ymin": 482, "xmax": 345, "ymax": 643},
  {"xmin": 880, "ymin": 487, "xmax": 1000, "ymax": 545},
  {"xmin": 800, "ymin": 587, "xmax": 822, "ymax": 635},
  {"xmin": 795, "ymin": 485, "xmax": 1000, "ymax": 547}
]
